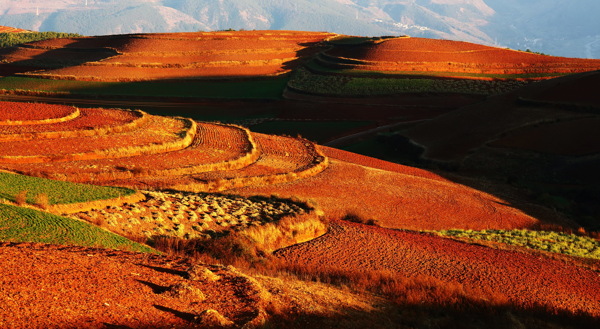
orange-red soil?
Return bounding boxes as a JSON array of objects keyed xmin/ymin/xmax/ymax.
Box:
[
  {"xmin": 323, "ymin": 37, "xmax": 600, "ymax": 76},
  {"xmin": 1, "ymin": 121, "xmax": 250, "ymax": 182},
  {"xmin": 0, "ymin": 26, "xmax": 29, "ymax": 33},
  {"xmin": 0, "ymin": 115, "xmax": 187, "ymax": 158},
  {"xmin": 0, "ymin": 101, "xmax": 77, "ymax": 122},
  {"xmin": 276, "ymin": 220, "xmax": 600, "ymax": 317},
  {"xmin": 0, "ymin": 107, "xmax": 141, "ymax": 137},
  {"xmin": 0, "ymin": 242, "xmax": 264, "ymax": 328},
  {"xmin": 10, "ymin": 31, "xmax": 335, "ymax": 81},
  {"xmin": 231, "ymin": 158, "xmax": 550, "ymax": 231}
]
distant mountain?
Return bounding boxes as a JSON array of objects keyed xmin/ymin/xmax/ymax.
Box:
[{"xmin": 0, "ymin": 0, "xmax": 598, "ymax": 59}]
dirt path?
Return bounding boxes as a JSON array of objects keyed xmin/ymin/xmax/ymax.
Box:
[{"xmin": 276, "ymin": 220, "xmax": 600, "ymax": 317}]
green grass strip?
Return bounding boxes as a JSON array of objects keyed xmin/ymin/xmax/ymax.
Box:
[
  {"xmin": 0, "ymin": 203, "xmax": 156, "ymax": 253},
  {"xmin": 306, "ymin": 60, "xmax": 568, "ymax": 79},
  {"xmin": 0, "ymin": 172, "xmax": 135, "ymax": 205},
  {"xmin": 439, "ymin": 229, "xmax": 600, "ymax": 260}
]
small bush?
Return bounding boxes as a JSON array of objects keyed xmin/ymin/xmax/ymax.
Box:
[
  {"xmin": 34, "ymin": 193, "xmax": 49, "ymax": 210},
  {"xmin": 15, "ymin": 190, "xmax": 28, "ymax": 206}
]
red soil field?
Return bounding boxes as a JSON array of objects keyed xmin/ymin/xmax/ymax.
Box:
[
  {"xmin": 0, "ymin": 115, "xmax": 188, "ymax": 159},
  {"xmin": 405, "ymin": 69, "xmax": 599, "ymax": 162},
  {"xmin": 114, "ymin": 132, "xmax": 321, "ymax": 190},
  {"xmin": 321, "ymin": 146, "xmax": 450, "ymax": 182},
  {"xmin": 231, "ymin": 158, "xmax": 552, "ymax": 231},
  {"xmin": 324, "ymin": 37, "xmax": 600, "ymax": 75},
  {"xmin": 489, "ymin": 117, "xmax": 600, "ymax": 156},
  {"xmin": 101, "ymin": 50, "xmax": 302, "ymax": 64},
  {"xmin": 519, "ymin": 70, "xmax": 600, "ymax": 107},
  {"xmin": 0, "ymin": 25, "xmax": 29, "ymax": 33},
  {"xmin": 0, "ymin": 46, "xmax": 116, "ymax": 64},
  {"xmin": 276, "ymin": 220, "xmax": 600, "ymax": 317},
  {"xmin": 11, "ymin": 31, "xmax": 334, "ymax": 80},
  {"xmin": 28, "ymin": 64, "xmax": 293, "ymax": 80},
  {"xmin": 9, "ymin": 121, "xmax": 253, "ymax": 181},
  {"xmin": 135, "ymin": 30, "xmax": 335, "ymax": 42},
  {"xmin": 195, "ymin": 133, "xmax": 317, "ymax": 180},
  {"xmin": 0, "ymin": 101, "xmax": 77, "ymax": 123},
  {"xmin": 0, "ymin": 108, "xmax": 143, "ymax": 137},
  {"xmin": 0, "ymin": 243, "xmax": 264, "ymax": 328}
]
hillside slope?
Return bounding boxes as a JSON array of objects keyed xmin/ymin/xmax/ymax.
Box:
[{"xmin": 0, "ymin": 0, "xmax": 598, "ymax": 58}]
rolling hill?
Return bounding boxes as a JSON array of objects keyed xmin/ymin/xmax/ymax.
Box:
[
  {"xmin": 0, "ymin": 0, "xmax": 598, "ymax": 58},
  {"xmin": 0, "ymin": 30, "xmax": 599, "ymax": 328}
]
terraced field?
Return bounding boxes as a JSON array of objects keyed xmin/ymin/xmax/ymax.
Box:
[
  {"xmin": 276, "ymin": 221, "xmax": 600, "ymax": 317},
  {"xmin": 319, "ymin": 37, "xmax": 600, "ymax": 78},
  {"xmin": 0, "ymin": 101, "xmax": 328, "ymax": 192},
  {"xmin": 0, "ymin": 26, "xmax": 30, "ymax": 33},
  {"xmin": 1, "ymin": 31, "xmax": 335, "ymax": 81}
]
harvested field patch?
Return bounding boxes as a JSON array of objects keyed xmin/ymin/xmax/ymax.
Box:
[
  {"xmin": 276, "ymin": 221, "xmax": 600, "ymax": 317},
  {"xmin": 70, "ymin": 190, "xmax": 309, "ymax": 240},
  {"xmin": 438, "ymin": 229, "xmax": 600, "ymax": 260}
]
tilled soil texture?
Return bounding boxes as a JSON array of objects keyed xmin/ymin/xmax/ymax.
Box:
[
  {"xmin": 6, "ymin": 31, "xmax": 336, "ymax": 81},
  {"xmin": 231, "ymin": 158, "xmax": 557, "ymax": 231},
  {"xmin": 276, "ymin": 221, "xmax": 600, "ymax": 317},
  {"xmin": 0, "ymin": 243, "xmax": 264, "ymax": 329},
  {"xmin": 324, "ymin": 37, "xmax": 600, "ymax": 76}
]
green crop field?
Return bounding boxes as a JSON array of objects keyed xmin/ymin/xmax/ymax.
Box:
[
  {"xmin": 0, "ymin": 32, "xmax": 82, "ymax": 48},
  {"xmin": 0, "ymin": 76, "xmax": 288, "ymax": 100},
  {"xmin": 289, "ymin": 67, "xmax": 527, "ymax": 96},
  {"xmin": 0, "ymin": 203, "xmax": 156, "ymax": 252},
  {"xmin": 0, "ymin": 172, "xmax": 135, "ymax": 205},
  {"xmin": 306, "ymin": 60, "xmax": 567, "ymax": 80},
  {"xmin": 438, "ymin": 229, "xmax": 600, "ymax": 260}
]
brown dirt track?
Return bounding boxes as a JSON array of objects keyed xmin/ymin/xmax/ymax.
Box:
[{"xmin": 276, "ymin": 220, "xmax": 600, "ymax": 317}]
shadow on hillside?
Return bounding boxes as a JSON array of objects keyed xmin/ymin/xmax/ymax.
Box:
[
  {"xmin": 93, "ymin": 299, "xmax": 600, "ymax": 329},
  {"xmin": 0, "ymin": 38, "xmax": 118, "ymax": 75},
  {"xmin": 0, "ymin": 35, "xmax": 595, "ymax": 232}
]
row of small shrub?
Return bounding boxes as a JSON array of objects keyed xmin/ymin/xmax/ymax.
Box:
[{"xmin": 0, "ymin": 32, "xmax": 81, "ymax": 48}]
